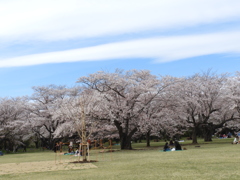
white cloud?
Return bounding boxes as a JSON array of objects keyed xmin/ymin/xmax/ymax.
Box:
[
  {"xmin": 1, "ymin": 0, "xmax": 240, "ymax": 67},
  {"xmin": 1, "ymin": 31, "xmax": 240, "ymax": 68},
  {"xmin": 0, "ymin": 0, "xmax": 240, "ymax": 42}
]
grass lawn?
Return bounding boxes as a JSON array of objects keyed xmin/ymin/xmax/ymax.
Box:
[{"xmin": 0, "ymin": 138, "xmax": 240, "ymax": 180}]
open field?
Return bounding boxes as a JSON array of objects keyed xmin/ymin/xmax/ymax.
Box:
[{"xmin": 1, "ymin": 138, "xmax": 240, "ymax": 180}]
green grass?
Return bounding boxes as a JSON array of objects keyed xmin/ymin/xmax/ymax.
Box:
[{"xmin": 1, "ymin": 138, "xmax": 239, "ymax": 180}]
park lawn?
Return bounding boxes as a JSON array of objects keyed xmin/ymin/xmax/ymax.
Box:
[{"xmin": 0, "ymin": 138, "xmax": 240, "ymax": 180}]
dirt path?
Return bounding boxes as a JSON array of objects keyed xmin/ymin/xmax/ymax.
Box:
[{"xmin": 0, "ymin": 160, "xmax": 97, "ymax": 175}]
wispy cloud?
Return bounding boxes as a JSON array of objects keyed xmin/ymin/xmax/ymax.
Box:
[
  {"xmin": 1, "ymin": 31, "xmax": 240, "ymax": 68},
  {"xmin": 1, "ymin": 0, "xmax": 240, "ymax": 42},
  {"xmin": 0, "ymin": 0, "xmax": 240, "ymax": 68}
]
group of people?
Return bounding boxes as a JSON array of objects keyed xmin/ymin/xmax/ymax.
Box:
[
  {"xmin": 53, "ymin": 139, "xmax": 93, "ymax": 156},
  {"xmin": 219, "ymin": 132, "xmax": 233, "ymax": 139},
  {"xmin": 163, "ymin": 140, "xmax": 182, "ymax": 151}
]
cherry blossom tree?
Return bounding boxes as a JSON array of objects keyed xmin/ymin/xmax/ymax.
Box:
[
  {"xmin": 77, "ymin": 69, "xmax": 172, "ymax": 149},
  {"xmin": 56, "ymin": 87, "xmax": 99, "ymax": 161},
  {"xmin": 3, "ymin": 69, "xmax": 240, "ymax": 151},
  {"xmin": 226, "ymin": 72, "xmax": 240, "ymax": 116},
  {"xmin": 221, "ymin": 72, "xmax": 240, "ymax": 134},
  {"xmin": 28, "ymin": 85, "xmax": 70, "ymax": 149},
  {"xmin": 175, "ymin": 72, "xmax": 237, "ymax": 143},
  {"xmin": 0, "ymin": 97, "xmax": 30, "ymax": 152},
  {"xmin": 138, "ymin": 77, "xmax": 184, "ymax": 146}
]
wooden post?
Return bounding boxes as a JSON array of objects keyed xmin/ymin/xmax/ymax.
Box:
[
  {"xmin": 109, "ymin": 139, "xmax": 113, "ymax": 161},
  {"xmin": 87, "ymin": 142, "xmax": 90, "ymax": 162},
  {"xmin": 93, "ymin": 140, "xmax": 97, "ymax": 149},
  {"xmin": 55, "ymin": 150, "xmax": 57, "ymax": 164},
  {"xmin": 80, "ymin": 100, "xmax": 88, "ymax": 162},
  {"xmin": 100, "ymin": 139, "xmax": 103, "ymax": 149},
  {"xmin": 109, "ymin": 139, "xmax": 112, "ymax": 149},
  {"xmin": 78, "ymin": 143, "xmax": 82, "ymax": 162}
]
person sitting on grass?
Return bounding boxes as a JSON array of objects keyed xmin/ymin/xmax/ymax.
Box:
[
  {"xmin": 163, "ymin": 142, "xmax": 171, "ymax": 151},
  {"xmin": 169, "ymin": 140, "xmax": 174, "ymax": 146},
  {"xmin": 174, "ymin": 140, "xmax": 182, "ymax": 150},
  {"xmin": 232, "ymin": 136, "xmax": 239, "ymax": 144}
]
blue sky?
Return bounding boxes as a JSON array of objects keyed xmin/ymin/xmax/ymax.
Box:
[{"xmin": 1, "ymin": 0, "xmax": 240, "ymax": 97}]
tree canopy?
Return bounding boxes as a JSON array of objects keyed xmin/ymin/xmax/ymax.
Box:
[{"xmin": 1, "ymin": 70, "xmax": 240, "ymax": 150}]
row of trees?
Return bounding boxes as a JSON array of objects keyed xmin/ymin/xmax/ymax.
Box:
[{"xmin": 1, "ymin": 70, "xmax": 240, "ymax": 151}]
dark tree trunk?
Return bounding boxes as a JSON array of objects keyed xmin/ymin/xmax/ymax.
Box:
[
  {"xmin": 192, "ymin": 126, "xmax": 198, "ymax": 144},
  {"xmin": 202, "ymin": 124, "xmax": 213, "ymax": 142},
  {"xmin": 204, "ymin": 133, "xmax": 213, "ymax": 142},
  {"xmin": 114, "ymin": 120, "xmax": 138, "ymax": 150},
  {"xmin": 202, "ymin": 121, "xmax": 229, "ymax": 142},
  {"xmin": 120, "ymin": 133, "xmax": 133, "ymax": 149},
  {"xmin": 4, "ymin": 139, "xmax": 7, "ymax": 150},
  {"xmin": 146, "ymin": 130, "xmax": 151, "ymax": 147},
  {"xmin": 41, "ymin": 138, "xmax": 48, "ymax": 150},
  {"xmin": 34, "ymin": 141, "xmax": 39, "ymax": 149}
]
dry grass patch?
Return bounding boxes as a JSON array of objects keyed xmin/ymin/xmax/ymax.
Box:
[{"xmin": 0, "ymin": 160, "xmax": 97, "ymax": 175}]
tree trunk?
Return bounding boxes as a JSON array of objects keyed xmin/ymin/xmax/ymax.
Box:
[
  {"xmin": 2, "ymin": 139, "xmax": 6, "ymax": 151},
  {"xmin": 192, "ymin": 126, "xmax": 198, "ymax": 144},
  {"xmin": 204, "ymin": 133, "xmax": 212, "ymax": 142},
  {"xmin": 120, "ymin": 133, "xmax": 132, "ymax": 149},
  {"xmin": 202, "ymin": 124, "xmax": 213, "ymax": 142},
  {"xmin": 146, "ymin": 130, "xmax": 151, "ymax": 147},
  {"xmin": 34, "ymin": 141, "xmax": 39, "ymax": 149},
  {"xmin": 114, "ymin": 120, "xmax": 138, "ymax": 150}
]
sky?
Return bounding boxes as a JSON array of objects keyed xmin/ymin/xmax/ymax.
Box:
[{"xmin": 1, "ymin": 0, "xmax": 240, "ymax": 97}]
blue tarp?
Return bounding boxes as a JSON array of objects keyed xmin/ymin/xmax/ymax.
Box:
[
  {"xmin": 0, "ymin": 151, "xmax": 3, "ymax": 156},
  {"xmin": 64, "ymin": 152, "xmax": 75, "ymax": 155}
]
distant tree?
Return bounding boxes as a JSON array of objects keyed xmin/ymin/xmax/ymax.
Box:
[
  {"xmin": 220, "ymin": 72, "xmax": 240, "ymax": 134},
  {"xmin": 28, "ymin": 85, "xmax": 69, "ymax": 149},
  {"xmin": 0, "ymin": 97, "xmax": 30, "ymax": 152},
  {"xmin": 174, "ymin": 72, "xmax": 235, "ymax": 143},
  {"xmin": 138, "ymin": 76, "xmax": 182, "ymax": 146}
]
